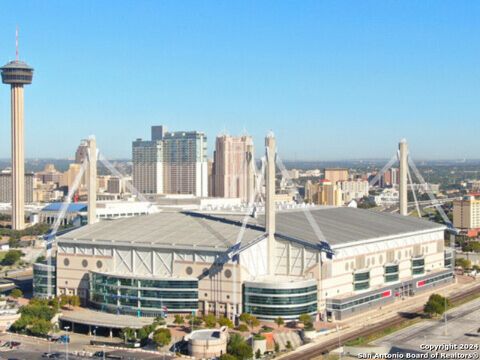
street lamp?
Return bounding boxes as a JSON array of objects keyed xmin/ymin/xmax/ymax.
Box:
[
  {"xmin": 336, "ymin": 323, "xmax": 342, "ymax": 360},
  {"xmin": 64, "ymin": 326, "xmax": 70, "ymax": 360}
]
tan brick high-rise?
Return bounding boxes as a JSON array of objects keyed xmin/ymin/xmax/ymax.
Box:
[{"xmin": 1, "ymin": 60, "xmax": 34, "ymax": 230}]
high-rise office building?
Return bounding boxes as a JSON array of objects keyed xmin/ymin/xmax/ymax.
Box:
[
  {"xmin": 337, "ymin": 179, "xmax": 369, "ymax": 203},
  {"xmin": 132, "ymin": 126, "xmax": 208, "ymax": 197},
  {"xmin": 151, "ymin": 125, "xmax": 165, "ymax": 141},
  {"xmin": 453, "ymin": 194, "xmax": 480, "ymax": 237},
  {"xmin": 36, "ymin": 164, "xmax": 63, "ymax": 186},
  {"xmin": 381, "ymin": 168, "xmax": 399, "ymax": 187},
  {"xmin": 163, "ymin": 130, "xmax": 208, "ymax": 197},
  {"xmin": 212, "ymin": 135, "xmax": 254, "ymax": 202},
  {"xmin": 75, "ymin": 140, "xmax": 89, "ymax": 164},
  {"xmin": 0, "ymin": 171, "xmax": 34, "ymax": 204},
  {"xmin": 324, "ymin": 168, "xmax": 349, "ymax": 183},
  {"xmin": 305, "ymin": 179, "xmax": 343, "ymax": 206},
  {"xmin": 1, "ymin": 40, "xmax": 34, "ymax": 230},
  {"xmin": 132, "ymin": 138, "xmax": 164, "ymax": 194}
]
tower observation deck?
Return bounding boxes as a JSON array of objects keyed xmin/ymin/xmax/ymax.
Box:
[
  {"xmin": 1, "ymin": 59, "xmax": 34, "ymax": 230},
  {"xmin": 1, "ymin": 60, "xmax": 34, "ymax": 85}
]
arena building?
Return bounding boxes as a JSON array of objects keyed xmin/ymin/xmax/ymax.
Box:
[{"xmin": 45, "ymin": 135, "xmax": 454, "ymax": 322}]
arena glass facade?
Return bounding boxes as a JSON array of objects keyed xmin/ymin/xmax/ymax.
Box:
[
  {"xmin": 326, "ymin": 269, "xmax": 454, "ymax": 320},
  {"xmin": 243, "ymin": 279, "xmax": 318, "ymax": 320},
  {"xmin": 89, "ymin": 271, "xmax": 198, "ymax": 317},
  {"xmin": 33, "ymin": 261, "xmax": 56, "ymax": 299}
]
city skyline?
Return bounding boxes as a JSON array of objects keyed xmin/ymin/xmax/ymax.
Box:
[{"xmin": 0, "ymin": 1, "xmax": 479, "ymax": 161}]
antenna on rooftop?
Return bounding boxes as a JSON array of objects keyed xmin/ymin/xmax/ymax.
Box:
[{"xmin": 15, "ymin": 26, "xmax": 19, "ymax": 61}]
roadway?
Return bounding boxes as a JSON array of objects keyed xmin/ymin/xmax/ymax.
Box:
[
  {"xmin": 279, "ymin": 282, "xmax": 480, "ymax": 360},
  {"xmin": 373, "ymin": 297, "xmax": 480, "ymax": 356},
  {"xmin": 0, "ymin": 332, "xmax": 173, "ymax": 360}
]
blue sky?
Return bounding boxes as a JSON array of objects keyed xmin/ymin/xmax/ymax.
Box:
[{"xmin": 0, "ymin": 1, "xmax": 479, "ymax": 160}]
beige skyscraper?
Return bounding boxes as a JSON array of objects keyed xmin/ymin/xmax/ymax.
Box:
[
  {"xmin": 75, "ymin": 140, "xmax": 89, "ymax": 164},
  {"xmin": 399, "ymin": 139, "xmax": 408, "ymax": 216},
  {"xmin": 1, "ymin": 48, "xmax": 34, "ymax": 230},
  {"xmin": 86, "ymin": 137, "xmax": 97, "ymax": 225},
  {"xmin": 212, "ymin": 135, "xmax": 254, "ymax": 203},
  {"xmin": 132, "ymin": 126, "xmax": 208, "ymax": 197},
  {"xmin": 324, "ymin": 168, "xmax": 349, "ymax": 183},
  {"xmin": 265, "ymin": 133, "xmax": 276, "ymax": 275}
]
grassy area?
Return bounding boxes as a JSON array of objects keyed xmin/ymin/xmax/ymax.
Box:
[
  {"xmin": 344, "ymin": 317, "xmax": 422, "ymax": 347},
  {"xmin": 450, "ymin": 292, "xmax": 480, "ymax": 308},
  {"xmin": 0, "ymin": 251, "xmax": 6, "ymax": 262}
]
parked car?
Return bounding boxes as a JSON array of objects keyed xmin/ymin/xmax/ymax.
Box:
[
  {"xmin": 93, "ymin": 351, "xmax": 123, "ymax": 359},
  {"xmin": 42, "ymin": 353, "xmax": 61, "ymax": 359}
]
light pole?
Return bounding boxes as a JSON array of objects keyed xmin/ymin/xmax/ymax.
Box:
[
  {"xmin": 444, "ymin": 297, "xmax": 448, "ymax": 336},
  {"xmin": 336, "ymin": 323, "xmax": 342, "ymax": 360},
  {"xmin": 64, "ymin": 326, "xmax": 70, "ymax": 360}
]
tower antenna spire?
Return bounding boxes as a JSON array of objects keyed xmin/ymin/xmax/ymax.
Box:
[{"xmin": 15, "ymin": 26, "xmax": 19, "ymax": 61}]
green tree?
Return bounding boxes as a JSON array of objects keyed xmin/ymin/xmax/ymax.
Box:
[
  {"xmin": 455, "ymin": 258, "xmax": 472, "ymax": 269},
  {"xmin": 274, "ymin": 316, "xmax": 284, "ymax": 329},
  {"xmin": 59, "ymin": 295, "xmax": 69, "ymax": 308},
  {"xmin": 304, "ymin": 322, "xmax": 314, "ymax": 331},
  {"xmin": 153, "ymin": 328, "xmax": 171, "ymax": 348},
  {"xmin": 29, "ymin": 318, "xmax": 53, "ymax": 337},
  {"xmin": 218, "ymin": 316, "xmax": 234, "ymax": 329},
  {"xmin": 255, "ymin": 349, "xmax": 262, "ymax": 358},
  {"xmin": 227, "ymin": 333, "xmax": 253, "ymax": 360},
  {"xmin": 463, "ymin": 241, "xmax": 480, "ymax": 253},
  {"xmin": 137, "ymin": 327, "xmax": 149, "ymax": 341},
  {"xmin": 298, "ymin": 313, "xmax": 312, "ymax": 326},
  {"xmin": 174, "ymin": 314, "xmax": 184, "ymax": 326},
  {"xmin": 2, "ymin": 249, "xmax": 23, "ymax": 266},
  {"xmin": 10, "ymin": 316, "xmax": 30, "ymax": 333},
  {"xmin": 120, "ymin": 327, "xmax": 136, "ymax": 342},
  {"xmin": 36, "ymin": 255, "xmax": 46, "ymax": 263},
  {"xmin": 239, "ymin": 313, "xmax": 260, "ymax": 332},
  {"xmin": 154, "ymin": 317, "xmax": 166, "ymax": 326},
  {"xmin": 286, "ymin": 340, "xmax": 292, "ymax": 349},
  {"xmin": 49, "ymin": 297, "xmax": 60, "ymax": 311},
  {"xmin": 10, "ymin": 288, "xmax": 23, "ymax": 298},
  {"xmin": 274, "ymin": 342, "xmax": 280, "ymax": 353},
  {"xmin": 8, "ymin": 238, "xmax": 20, "ymax": 248},
  {"xmin": 424, "ymin": 294, "xmax": 450, "ymax": 317},
  {"xmin": 59, "ymin": 295, "xmax": 80, "ymax": 308},
  {"xmin": 203, "ymin": 314, "xmax": 217, "ymax": 328},
  {"xmin": 236, "ymin": 324, "xmax": 249, "ymax": 332},
  {"xmin": 219, "ymin": 355, "xmax": 237, "ymax": 360},
  {"xmin": 70, "ymin": 295, "xmax": 81, "ymax": 307},
  {"xmin": 299, "ymin": 313, "xmax": 314, "ymax": 331}
]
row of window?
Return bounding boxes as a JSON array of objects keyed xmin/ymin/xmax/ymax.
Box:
[
  {"xmin": 90, "ymin": 292, "xmax": 198, "ymax": 310},
  {"xmin": 243, "ymin": 303, "xmax": 317, "ymax": 317},
  {"xmin": 328, "ymin": 291, "xmax": 386, "ymax": 310},
  {"xmin": 354, "ymin": 259, "xmax": 425, "ymax": 291},
  {"xmin": 1, "ymin": 74, "xmax": 33, "ymax": 82},
  {"xmin": 92, "ymin": 273, "xmax": 198, "ymax": 289},
  {"xmin": 33, "ymin": 264, "xmax": 56, "ymax": 297},
  {"xmin": 244, "ymin": 293, "xmax": 317, "ymax": 305},
  {"xmin": 243, "ymin": 285, "xmax": 317, "ymax": 295},
  {"xmin": 422, "ymin": 272, "xmax": 453, "ymax": 286}
]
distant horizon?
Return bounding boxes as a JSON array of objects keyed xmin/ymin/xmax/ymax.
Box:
[
  {"xmin": 0, "ymin": 1, "xmax": 479, "ymax": 159},
  {"xmin": 1, "ymin": 157, "xmax": 480, "ymax": 163}
]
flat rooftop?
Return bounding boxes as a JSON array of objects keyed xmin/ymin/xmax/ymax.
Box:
[
  {"xmin": 59, "ymin": 308, "xmax": 153, "ymax": 329},
  {"xmin": 57, "ymin": 207, "xmax": 445, "ymax": 251},
  {"xmin": 58, "ymin": 211, "xmax": 264, "ymax": 251},
  {"xmin": 256, "ymin": 207, "xmax": 444, "ymax": 247}
]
